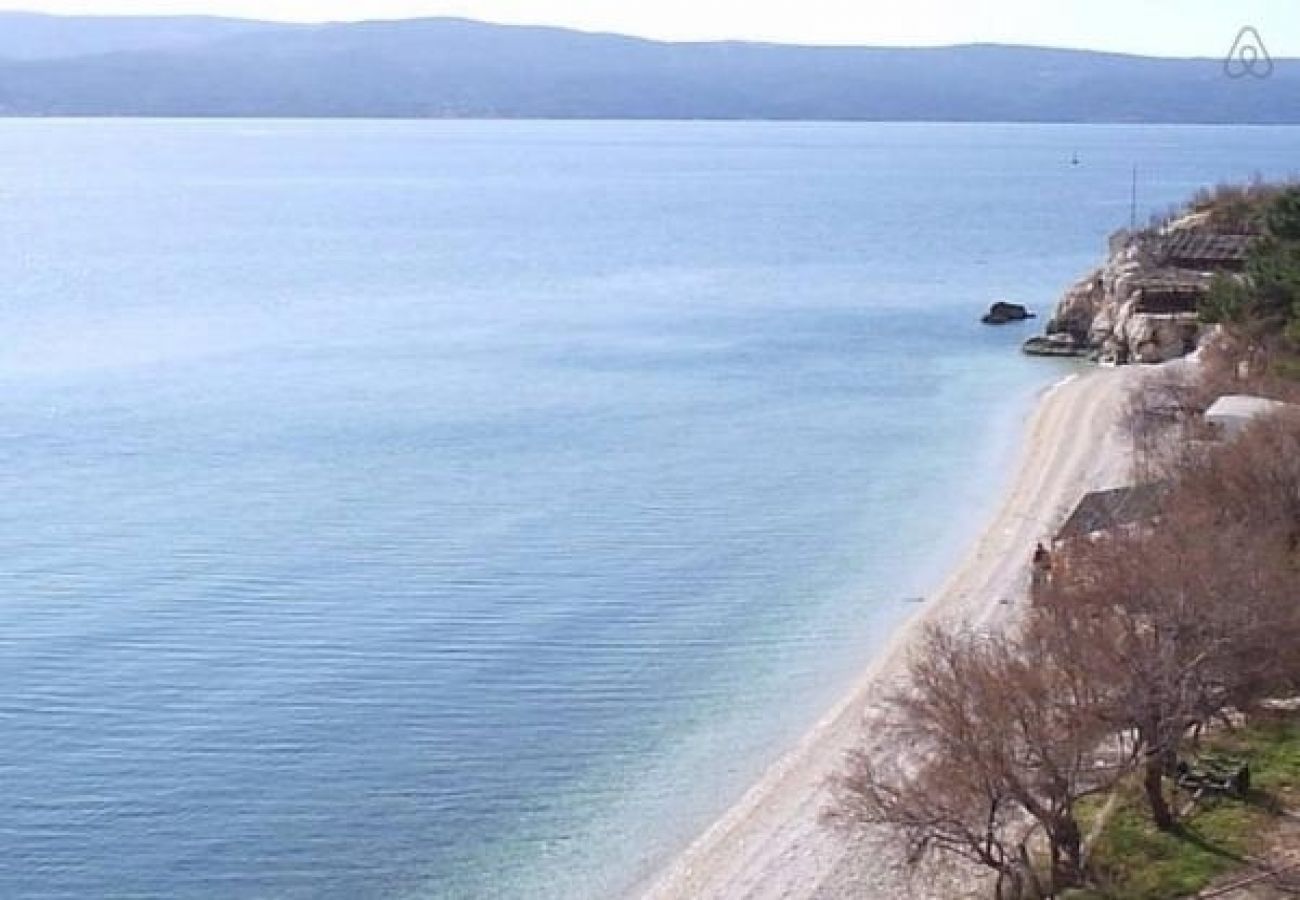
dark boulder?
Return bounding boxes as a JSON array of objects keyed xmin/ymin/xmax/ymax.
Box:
[{"xmin": 982, "ymin": 301, "xmax": 1035, "ymax": 324}]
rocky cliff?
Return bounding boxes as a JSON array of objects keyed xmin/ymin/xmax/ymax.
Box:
[{"xmin": 1024, "ymin": 222, "xmax": 1234, "ymax": 364}]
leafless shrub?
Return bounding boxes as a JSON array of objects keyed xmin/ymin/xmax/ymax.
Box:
[
  {"xmin": 1123, "ymin": 340, "xmax": 1300, "ymax": 478},
  {"xmin": 1168, "ymin": 409, "xmax": 1300, "ymax": 563},
  {"xmin": 1187, "ymin": 178, "xmax": 1294, "ymax": 233},
  {"xmin": 1035, "ymin": 422, "xmax": 1300, "ymax": 831},
  {"xmin": 830, "ymin": 626, "xmax": 1131, "ymax": 897},
  {"xmin": 1123, "ymin": 368, "xmax": 1218, "ymax": 478},
  {"xmin": 833, "ymin": 355, "xmax": 1300, "ymax": 896},
  {"xmin": 1034, "ymin": 512, "xmax": 1289, "ymax": 827},
  {"xmin": 1202, "ymin": 328, "xmax": 1300, "ymax": 401}
]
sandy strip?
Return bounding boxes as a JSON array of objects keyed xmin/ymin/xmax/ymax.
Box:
[{"xmin": 636, "ymin": 364, "xmax": 1145, "ymax": 900}]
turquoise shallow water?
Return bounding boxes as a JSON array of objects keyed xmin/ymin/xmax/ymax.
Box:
[{"xmin": 2, "ymin": 120, "xmax": 1299, "ymax": 898}]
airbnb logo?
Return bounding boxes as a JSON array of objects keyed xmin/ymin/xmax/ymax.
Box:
[{"xmin": 1224, "ymin": 26, "xmax": 1273, "ymax": 79}]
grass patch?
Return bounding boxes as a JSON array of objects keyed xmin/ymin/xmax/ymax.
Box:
[
  {"xmin": 1087, "ymin": 796, "xmax": 1254, "ymax": 899},
  {"xmin": 1218, "ymin": 716, "xmax": 1300, "ymax": 799},
  {"xmin": 1083, "ymin": 715, "xmax": 1300, "ymax": 899}
]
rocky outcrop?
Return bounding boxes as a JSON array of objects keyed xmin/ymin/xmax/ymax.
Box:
[
  {"xmin": 1022, "ymin": 333, "xmax": 1087, "ymax": 358},
  {"xmin": 1024, "ymin": 225, "xmax": 1218, "ymax": 364},
  {"xmin": 1116, "ymin": 311, "xmax": 1202, "ymax": 364},
  {"xmin": 982, "ymin": 301, "xmax": 1035, "ymax": 324}
]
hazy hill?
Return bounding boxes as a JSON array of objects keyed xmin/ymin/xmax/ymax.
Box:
[
  {"xmin": 0, "ymin": 12, "xmax": 286, "ymax": 60},
  {"xmin": 0, "ymin": 13, "xmax": 1294, "ymax": 121}
]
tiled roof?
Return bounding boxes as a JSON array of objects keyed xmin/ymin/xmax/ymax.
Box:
[
  {"xmin": 1161, "ymin": 232, "xmax": 1254, "ymax": 268},
  {"xmin": 1056, "ymin": 483, "xmax": 1166, "ymax": 542}
]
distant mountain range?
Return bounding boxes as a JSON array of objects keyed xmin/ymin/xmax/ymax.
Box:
[{"xmin": 0, "ymin": 12, "xmax": 1295, "ymax": 121}]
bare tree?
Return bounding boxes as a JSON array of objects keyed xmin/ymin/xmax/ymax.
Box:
[
  {"xmin": 1034, "ymin": 507, "xmax": 1297, "ymax": 829},
  {"xmin": 832, "ymin": 745, "xmax": 1031, "ymax": 900},
  {"xmin": 1123, "ymin": 367, "xmax": 1211, "ymax": 457},
  {"xmin": 834, "ymin": 367, "xmax": 1300, "ymax": 900},
  {"xmin": 1171, "ymin": 410, "xmax": 1300, "ymax": 557},
  {"xmin": 830, "ymin": 625, "xmax": 1129, "ymax": 896}
]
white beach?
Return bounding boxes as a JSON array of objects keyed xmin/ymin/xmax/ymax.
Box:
[{"xmin": 638, "ymin": 363, "xmax": 1145, "ymax": 900}]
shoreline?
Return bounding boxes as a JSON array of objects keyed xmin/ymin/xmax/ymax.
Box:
[{"xmin": 635, "ymin": 363, "xmax": 1143, "ymax": 900}]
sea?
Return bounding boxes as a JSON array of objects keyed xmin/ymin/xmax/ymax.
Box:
[{"xmin": 1, "ymin": 120, "xmax": 1298, "ymax": 899}]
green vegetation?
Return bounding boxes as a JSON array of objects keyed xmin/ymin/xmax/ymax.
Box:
[
  {"xmin": 1219, "ymin": 718, "xmax": 1300, "ymax": 798},
  {"xmin": 1080, "ymin": 717, "xmax": 1300, "ymax": 900},
  {"xmin": 1201, "ymin": 185, "xmax": 1300, "ymax": 358},
  {"xmin": 1187, "ymin": 181, "xmax": 1282, "ymax": 233},
  {"xmin": 1084, "ymin": 790, "xmax": 1254, "ymax": 899}
]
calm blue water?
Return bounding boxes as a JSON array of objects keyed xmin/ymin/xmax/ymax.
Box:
[{"xmin": 1, "ymin": 120, "xmax": 1298, "ymax": 899}]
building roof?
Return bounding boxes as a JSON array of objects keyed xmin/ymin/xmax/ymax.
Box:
[
  {"xmin": 1206, "ymin": 394, "xmax": 1292, "ymax": 425},
  {"xmin": 1056, "ymin": 483, "xmax": 1166, "ymax": 542},
  {"xmin": 1160, "ymin": 232, "xmax": 1254, "ymax": 270},
  {"xmin": 1135, "ymin": 269, "xmax": 1213, "ymax": 290},
  {"xmin": 1134, "ymin": 273, "xmax": 1207, "ymax": 314}
]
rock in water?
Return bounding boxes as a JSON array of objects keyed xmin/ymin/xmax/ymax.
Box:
[
  {"xmin": 982, "ymin": 301, "xmax": 1035, "ymax": 324},
  {"xmin": 1022, "ymin": 333, "xmax": 1087, "ymax": 358}
]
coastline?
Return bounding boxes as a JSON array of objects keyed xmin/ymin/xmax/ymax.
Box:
[{"xmin": 636, "ymin": 363, "xmax": 1144, "ymax": 900}]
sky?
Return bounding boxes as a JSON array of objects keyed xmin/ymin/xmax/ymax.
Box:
[{"xmin": 4, "ymin": 0, "xmax": 1300, "ymax": 57}]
